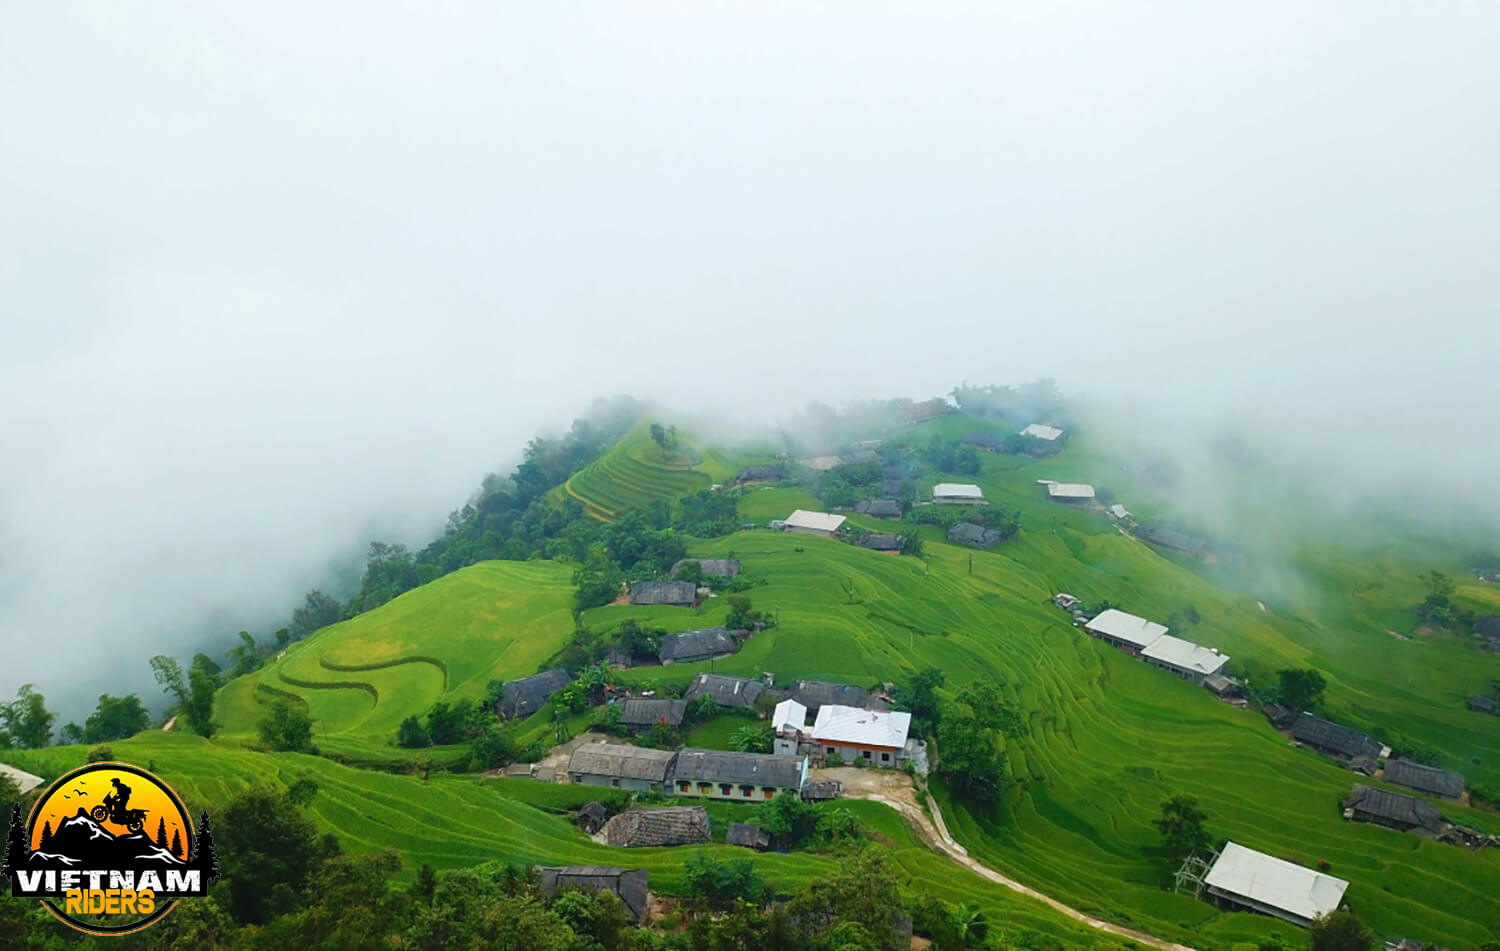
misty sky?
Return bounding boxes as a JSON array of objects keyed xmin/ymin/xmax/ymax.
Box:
[{"xmin": 4, "ymin": 3, "xmax": 1499, "ymax": 719}]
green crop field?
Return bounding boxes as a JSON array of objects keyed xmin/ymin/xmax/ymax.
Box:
[
  {"xmin": 552, "ymin": 422, "xmax": 760, "ymax": 521},
  {"xmin": 214, "ymin": 560, "xmax": 577, "ymax": 762}
]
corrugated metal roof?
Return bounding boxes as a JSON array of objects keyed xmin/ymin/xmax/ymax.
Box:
[
  {"xmin": 568, "ymin": 743, "xmax": 676, "ymax": 782},
  {"xmin": 1085, "ymin": 609, "xmax": 1169, "ymax": 649},
  {"xmin": 684, "ymin": 673, "xmax": 764, "ymax": 709},
  {"xmin": 932, "ymin": 483, "xmax": 983, "ymax": 499},
  {"xmin": 620, "ymin": 698, "xmax": 687, "ymax": 727},
  {"xmin": 1020, "ymin": 423, "xmax": 1064, "ymax": 440},
  {"xmin": 773, "ymin": 699, "xmax": 807, "ymax": 733},
  {"xmin": 784, "ymin": 509, "xmax": 846, "ymax": 532},
  {"xmin": 811, "ymin": 704, "xmax": 911, "ymax": 749},
  {"xmin": 0, "ymin": 763, "xmax": 44, "ymax": 796},
  {"xmin": 669, "ymin": 749, "xmax": 806, "ymax": 788},
  {"xmin": 1204, "ymin": 842, "xmax": 1348, "ymax": 923},
  {"xmin": 1140, "ymin": 635, "xmax": 1229, "ymax": 676},
  {"xmin": 499, "ymin": 668, "xmax": 573, "ymax": 718},
  {"xmin": 658, "ymin": 627, "xmax": 741, "ymax": 663},
  {"xmin": 1383, "ymin": 759, "xmax": 1464, "ymax": 799},
  {"xmin": 1046, "ymin": 482, "xmax": 1096, "ymax": 499}
]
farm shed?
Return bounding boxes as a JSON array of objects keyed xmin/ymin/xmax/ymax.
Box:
[
  {"xmin": 1020, "ymin": 423, "xmax": 1064, "ymax": 441},
  {"xmin": 1107, "ymin": 504, "xmax": 1132, "ymax": 521},
  {"xmin": 811, "ymin": 704, "xmax": 912, "ymax": 767},
  {"xmin": 933, "ymin": 483, "xmax": 985, "ymax": 505},
  {"xmin": 497, "ymin": 668, "xmax": 572, "ymax": 719},
  {"xmin": 658, "ymin": 627, "xmax": 742, "ymax": 665},
  {"xmin": 1345, "ymin": 784, "xmax": 1443, "ymax": 835},
  {"xmin": 671, "ymin": 558, "xmax": 741, "ymax": 578},
  {"xmin": 1263, "ymin": 703, "xmax": 1297, "ymax": 730},
  {"xmin": 684, "ymin": 673, "xmax": 764, "ymax": 710},
  {"xmin": 856, "ymin": 532, "xmax": 903, "ymax": 553},
  {"xmin": 0, "ymin": 763, "xmax": 44, "ymax": 797},
  {"xmin": 1084, "ymin": 609, "xmax": 1169, "ymax": 654},
  {"xmin": 782, "ymin": 509, "xmax": 847, "ymax": 537},
  {"xmin": 947, "ymin": 522, "xmax": 1003, "ymax": 549},
  {"xmin": 1468, "ymin": 696, "xmax": 1498, "ymax": 714},
  {"xmin": 790, "ymin": 680, "xmax": 873, "ymax": 714},
  {"xmin": 735, "ymin": 465, "xmax": 780, "ymax": 484},
  {"xmin": 619, "ymin": 698, "xmax": 688, "ymax": 731},
  {"xmin": 538, "ymin": 867, "xmax": 650, "ymax": 924},
  {"xmin": 853, "ymin": 498, "xmax": 902, "ymax": 518},
  {"xmin": 963, "ymin": 431, "xmax": 1006, "ymax": 451},
  {"xmin": 567, "ymin": 743, "xmax": 676, "ymax": 793},
  {"xmin": 1139, "ymin": 635, "xmax": 1229, "ymax": 683},
  {"xmin": 577, "ymin": 802, "xmax": 609, "ymax": 835},
  {"xmin": 1289, "ymin": 714, "xmax": 1384, "ymax": 761},
  {"xmin": 1382, "ymin": 759, "xmax": 1464, "ymax": 800},
  {"xmin": 630, "ymin": 580, "xmax": 698, "ymax": 607},
  {"xmin": 669, "ymin": 749, "xmax": 808, "ymax": 801},
  {"xmin": 1202, "ymin": 841, "xmax": 1348, "ymax": 928},
  {"xmin": 725, "ymin": 823, "xmax": 772, "ymax": 851},
  {"xmin": 800, "ymin": 779, "xmax": 842, "ymax": 801},
  {"xmin": 1044, "ymin": 482, "xmax": 1096, "ymax": 503},
  {"xmin": 1137, "ymin": 525, "xmax": 1209, "ymax": 555},
  {"xmin": 601, "ymin": 806, "xmax": 711, "ymax": 848},
  {"xmin": 1203, "ymin": 673, "xmax": 1242, "ymax": 697}
]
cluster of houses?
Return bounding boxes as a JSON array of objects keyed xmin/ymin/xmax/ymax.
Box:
[{"xmin": 1054, "ymin": 599, "xmax": 1233, "ymax": 691}]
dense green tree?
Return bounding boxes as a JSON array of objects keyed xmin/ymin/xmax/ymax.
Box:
[
  {"xmin": 260, "ymin": 850, "xmax": 412, "ymax": 951},
  {"xmin": 650, "ymin": 422, "xmax": 668, "ymax": 456},
  {"xmin": 1155, "ymin": 795, "xmax": 1210, "ymax": 862},
  {"xmin": 894, "ymin": 667, "xmax": 945, "ymax": 726},
  {"xmin": 1310, "ymin": 909, "xmax": 1374, "ymax": 951},
  {"xmin": 725, "ymin": 593, "xmax": 758, "ymax": 630},
  {"xmin": 757, "ymin": 791, "xmax": 821, "ymax": 848},
  {"xmin": 574, "ymin": 546, "xmax": 626, "ymax": 610},
  {"xmin": 257, "ymin": 699, "xmax": 314, "ymax": 752},
  {"xmin": 550, "ymin": 886, "xmax": 634, "ymax": 951},
  {"xmin": 424, "ymin": 698, "xmax": 480, "ymax": 745},
  {"xmin": 731, "ymin": 723, "xmax": 773, "ymax": 753},
  {"xmin": 225, "ymin": 630, "xmax": 265, "ymax": 679},
  {"xmin": 0, "ymin": 685, "xmax": 55, "ymax": 749},
  {"xmin": 151, "ymin": 654, "xmax": 189, "ymax": 706},
  {"xmin": 469, "ymin": 723, "xmax": 517, "ymax": 769},
  {"xmin": 81, "ymin": 693, "xmax": 151, "ymax": 743},
  {"xmin": 86, "ymin": 744, "xmax": 113, "ymax": 763},
  {"xmin": 936, "ymin": 710, "xmax": 1006, "ymax": 803},
  {"xmin": 676, "ymin": 488, "xmax": 741, "ymax": 537},
  {"xmin": 1275, "ymin": 668, "xmax": 1327, "ymax": 712},
  {"xmin": 217, "ymin": 784, "xmax": 340, "ymax": 924},
  {"xmin": 186, "ymin": 656, "xmax": 218, "ymax": 737},
  {"xmin": 59, "ymin": 722, "xmax": 84, "ymax": 745},
  {"xmin": 683, "ymin": 853, "xmax": 766, "ymax": 906},
  {"xmin": 398, "ymin": 716, "xmax": 432, "ymax": 748},
  {"xmin": 899, "ymin": 529, "xmax": 923, "ymax": 556},
  {"xmin": 785, "ymin": 846, "xmax": 907, "ymax": 951},
  {"xmin": 289, "ymin": 589, "xmax": 344, "ymax": 640},
  {"xmin": 616, "ymin": 618, "xmax": 662, "ymax": 661}
]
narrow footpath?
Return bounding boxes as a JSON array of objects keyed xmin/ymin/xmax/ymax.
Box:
[{"xmin": 815, "ymin": 768, "xmax": 1198, "ymax": 951}]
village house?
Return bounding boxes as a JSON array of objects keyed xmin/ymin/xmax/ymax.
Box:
[
  {"xmin": 904, "ymin": 398, "xmax": 950, "ymax": 422},
  {"xmin": 1139, "ymin": 635, "xmax": 1229, "ymax": 683},
  {"xmin": 567, "ymin": 742, "xmax": 675, "ymax": 793},
  {"xmin": 789, "ymin": 680, "xmax": 873, "ymax": 715},
  {"xmin": 1262, "ymin": 703, "xmax": 1298, "ymax": 730},
  {"xmin": 1382, "ymin": 759, "xmax": 1464, "ymax": 801},
  {"xmin": 1344, "ymin": 784, "xmax": 1444, "ymax": 835},
  {"xmin": 672, "ymin": 558, "xmax": 741, "ymax": 578},
  {"xmin": 932, "ymin": 483, "xmax": 985, "ymax": 505},
  {"xmin": 856, "ymin": 532, "xmax": 903, "ymax": 553},
  {"xmin": 735, "ymin": 465, "xmax": 781, "ymax": 484},
  {"xmin": 0, "ymin": 763, "xmax": 44, "ymax": 797},
  {"xmin": 947, "ymin": 522, "xmax": 1003, "ymax": 549},
  {"xmin": 537, "ymin": 867, "xmax": 650, "ymax": 924},
  {"xmin": 725, "ymin": 822, "xmax": 772, "ymax": 851},
  {"xmin": 658, "ymin": 627, "xmax": 742, "ymax": 665},
  {"xmin": 1201, "ymin": 841, "xmax": 1348, "ymax": 928},
  {"xmin": 600, "ymin": 806, "xmax": 712, "ymax": 848},
  {"xmin": 811, "ymin": 704, "xmax": 913, "ymax": 768},
  {"xmin": 781, "ymin": 509, "xmax": 847, "ymax": 537},
  {"xmin": 1020, "ymin": 423, "xmax": 1064, "ymax": 442},
  {"xmin": 684, "ymin": 673, "xmax": 764, "ymax": 710},
  {"xmin": 1084, "ymin": 608, "xmax": 1169, "ymax": 655},
  {"xmin": 668, "ymin": 749, "xmax": 808, "ymax": 801},
  {"xmin": 1468, "ymin": 695, "xmax": 1498, "ymax": 714},
  {"xmin": 1289, "ymin": 713, "xmax": 1386, "ymax": 762},
  {"xmin": 772, "ymin": 698, "xmax": 808, "ymax": 756},
  {"xmin": 629, "ymin": 580, "xmax": 698, "ymax": 607},
  {"xmin": 1106, "ymin": 504, "xmax": 1132, "ymax": 522},
  {"xmin": 1137, "ymin": 525, "xmax": 1209, "ymax": 556},
  {"xmin": 1472, "ymin": 615, "xmax": 1500, "ymax": 640},
  {"xmin": 576, "ymin": 802, "xmax": 609, "ymax": 835},
  {"xmin": 962, "ymin": 431, "xmax": 1006, "ymax": 452},
  {"xmin": 618, "ymin": 698, "xmax": 688, "ymax": 732},
  {"xmin": 853, "ymin": 498, "xmax": 902, "ymax": 518},
  {"xmin": 497, "ymin": 668, "xmax": 572, "ymax": 719},
  {"xmin": 1042, "ymin": 481, "xmax": 1096, "ymax": 504}
]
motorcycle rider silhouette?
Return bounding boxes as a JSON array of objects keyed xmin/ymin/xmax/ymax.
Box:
[{"xmin": 92, "ymin": 777, "xmax": 148, "ymax": 833}]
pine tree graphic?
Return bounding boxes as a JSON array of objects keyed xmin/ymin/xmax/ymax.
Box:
[
  {"xmin": 1, "ymin": 804, "xmax": 26, "ymax": 880},
  {"xmin": 192, "ymin": 812, "xmax": 220, "ymax": 885},
  {"xmin": 156, "ymin": 817, "xmax": 168, "ymax": 848},
  {"xmin": 171, "ymin": 828, "xmax": 184, "ymax": 859},
  {"xmin": 39, "ymin": 821, "xmax": 54, "ymax": 851}
]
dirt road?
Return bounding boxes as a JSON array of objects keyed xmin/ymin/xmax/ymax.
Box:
[{"xmin": 817, "ymin": 768, "xmax": 1198, "ymax": 951}]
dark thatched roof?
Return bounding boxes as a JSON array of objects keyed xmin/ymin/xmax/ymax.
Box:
[
  {"xmin": 857, "ymin": 532, "xmax": 903, "ymax": 552},
  {"xmin": 963, "ymin": 431, "xmax": 1006, "ymax": 450},
  {"xmin": 568, "ymin": 743, "xmax": 676, "ymax": 783},
  {"xmin": 684, "ymin": 673, "xmax": 764, "ymax": 709},
  {"xmin": 659, "ymin": 627, "xmax": 742, "ymax": 664},
  {"xmin": 620, "ymin": 698, "xmax": 687, "ymax": 728},
  {"xmin": 1468, "ymin": 696, "xmax": 1498, "ymax": 713},
  {"xmin": 537, "ymin": 867, "xmax": 649, "ymax": 923},
  {"xmin": 578, "ymin": 802, "xmax": 609, "ymax": 826},
  {"xmin": 735, "ymin": 465, "xmax": 781, "ymax": 484},
  {"xmin": 498, "ymin": 668, "xmax": 572, "ymax": 719},
  {"xmin": 630, "ymin": 580, "xmax": 698, "ymax": 606},
  {"xmin": 672, "ymin": 558, "xmax": 741, "ymax": 578},
  {"xmin": 1136, "ymin": 525, "xmax": 1208, "ymax": 553},
  {"xmin": 1474, "ymin": 616, "xmax": 1500, "ymax": 638},
  {"xmin": 726, "ymin": 823, "xmax": 772, "ymax": 850},
  {"xmin": 947, "ymin": 522, "xmax": 1002, "ymax": 549},
  {"xmin": 1346, "ymin": 784, "xmax": 1443, "ymax": 833},
  {"xmin": 1290, "ymin": 713, "xmax": 1383, "ymax": 760},
  {"xmin": 853, "ymin": 498, "xmax": 902, "ymax": 518},
  {"xmin": 1263, "ymin": 703, "xmax": 1297, "ymax": 729},
  {"xmin": 670, "ymin": 749, "xmax": 805, "ymax": 788},
  {"xmin": 601, "ymin": 807, "xmax": 711, "ymax": 848},
  {"xmin": 1383, "ymin": 758, "xmax": 1465, "ymax": 799},
  {"xmin": 790, "ymin": 680, "xmax": 871, "ymax": 713}
]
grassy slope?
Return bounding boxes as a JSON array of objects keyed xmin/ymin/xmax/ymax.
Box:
[
  {"xmin": 215, "ymin": 561, "xmax": 577, "ymax": 762},
  {"xmin": 3, "ymin": 732, "xmax": 1123, "ymax": 949},
  {"xmin": 579, "ymin": 443, "xmax": 1500, "ymax": 948}
]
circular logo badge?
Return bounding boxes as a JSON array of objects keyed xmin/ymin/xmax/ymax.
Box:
[{"xmin": 9, "ymin": 761, "xmax": 210, "ymax": 936}]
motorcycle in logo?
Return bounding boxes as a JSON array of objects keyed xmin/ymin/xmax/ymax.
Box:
[{"xmin": 1, "ymin": 761, "xmax": 219, "ymax": 936}]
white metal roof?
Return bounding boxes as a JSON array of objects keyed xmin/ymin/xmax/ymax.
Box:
[
  {"xmin": 1140, "ymin": 634, "xmax": 1229, "ymax": 676},
  {"xmin": 772, "ymin": 699, "xmax": 807, "ymax": 734},
  {"xmin": 1046, "ymin": 483, "xmax": 1096, "ymax": 499},
  {"xmin": 783, "ymin": 509, "xmax": 846, "ymax": 532},
  {"xmin": 1204, "ymin": 841, "xmax": 1348, "ymax": 923},
  {"xmin": 0, "ymin": 762, "xmax": 45, "ymax": 796},
  {"xmin": 932, "ymin": 483, "xmax": 983, "ymax": 499},
  {"xmin": 1020, "ymin": 423, "xmax": 1064, "ymax": 441},
  {"xmin": 1108, "ymin": 504, "xmax": 1131, "ymax": 519},
  {"xmin": 1085, "ymin": 608, "xmax": 1169, "ymax": 649},
  {"xmin": 811, "ymin": 704, "xmax": 912, "ymax": 749}
]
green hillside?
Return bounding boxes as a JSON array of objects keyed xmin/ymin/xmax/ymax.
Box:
[
  {"xmin": 553, "ymin": 421, "xmax": 755, "ymax": 521},
  {"xmin": 215, "ymin": 560, "xmax": 577, "ymax": 762}
]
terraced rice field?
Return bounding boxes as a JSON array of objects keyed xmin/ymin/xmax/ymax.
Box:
[
  {"xmin": 554, "ymin": 423, "xmax": 755, "ymax": 520},
  {"xmin": 214, "ymin": 560, "xmax": 577, "ymax": 762}
]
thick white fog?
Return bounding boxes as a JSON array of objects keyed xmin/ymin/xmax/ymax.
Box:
[{"xmin": 3, "ymin": 3, "xmax": 1498, "ymax": 718}]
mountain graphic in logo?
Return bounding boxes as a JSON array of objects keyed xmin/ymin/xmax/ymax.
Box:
[{"xmin": 27, "ymin": 810, "xmax": 189, "ymax": 872}]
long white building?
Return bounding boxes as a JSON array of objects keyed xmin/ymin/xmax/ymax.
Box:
[{"xmin": 1203, "ymin": 841, "xmax": 1348, "ymax": 928}]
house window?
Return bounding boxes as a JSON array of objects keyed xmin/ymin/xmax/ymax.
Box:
[
  {"xmin": 698, "ymin": 783, "xmax": 712, "ymax": 794},
  {"xmin": 678, "ymin": 781, "xmax": 690, "ymax": 793},
  {"xmin": 763, "ymin": 787, "xmax": 774, "ymax": 799},
  {"xmin": 740, "ymin": 785, "xmax": 754, "ymax": 797},
  {"xmin": 880, "ymin": 752, "xmax": 891, "ymax": 763},
  {"xmin": 861, "ymin": 749, "xmax": 872, "ymax": 760},
  {"xmin": 611, "ymin": 778, "xmax": 620, "ymax": 788},
  {"xmin": 825, "ymin": 746, "xmax": 835, "ymax": 755},
  {"xmin": 719, "ymin": 783, "xmax": 732, "ymax": 796}
]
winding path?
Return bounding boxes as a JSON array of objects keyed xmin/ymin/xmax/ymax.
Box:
[{"xmin": 815, "ymin": 768, "xmax": 1198, "ymax": 951}]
